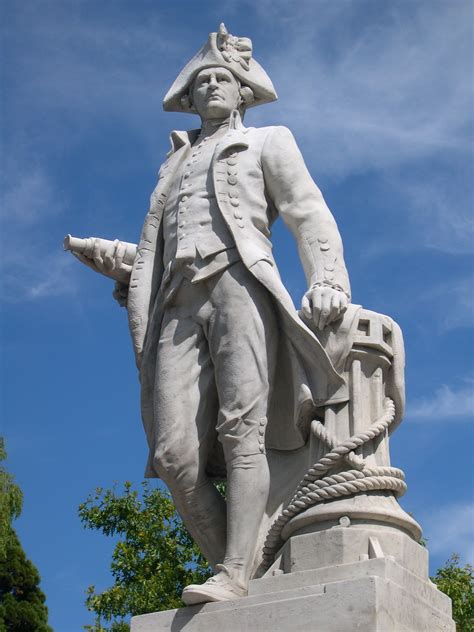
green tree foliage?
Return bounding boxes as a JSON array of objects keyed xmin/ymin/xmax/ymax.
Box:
[
  {"xmin": 0, "ymin": 438, "xmax": 52, "ymax": 632},
  {"xmin": 0, "ymin": 439, "xmax": 23, "ymax": 557},
  {"xmin": 79, "ymin": 482, "xmax": 212, "ymax": 631},
  {"xmin": 432, "ymin": 554, "xmax": 474, "ymax": 631}
]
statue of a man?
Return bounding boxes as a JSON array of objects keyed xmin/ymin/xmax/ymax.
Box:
[{"xmin": 73, "ymin": 25, "xmax": 351, "ymax": 605}]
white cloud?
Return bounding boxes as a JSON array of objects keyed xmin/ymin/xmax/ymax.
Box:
[
  {"xmin": 0, "ymin": 165, "xmax": 74, "ymax": 301},
  {"xmin": 409, "ymin": 380, "xmax": 474, "ymax": 421},
  {"xmin": 2, "ymin": 249, "xmax": 77, "ymax": 303},
  {"xmin": 0, "ymin": 3, "xmax": 192, "ymax": 305},
  {"xmin": 422, "ymin": 502, "xmax": 474, "ymax": 566},
  {"xmin": 1, "ymin": 167, "xmax": 63, "ymax": 225},
  {"xmin": 244, "ymin": 1, "xmax": 473, "ymax": 256},
  {"xmin": 3, "ymin": 3, "xmax": 188, "ymax": 142},
  {"xmin": 421, "ymin": 277, "xmax": 474, "ymax": 331},
  {"xmin": 248, "ymin": 1, "xmax": 472, "ymax": 175}
]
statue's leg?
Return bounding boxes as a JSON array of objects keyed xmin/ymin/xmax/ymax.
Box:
[
  {"xmin": 197, "ymin": 264, "xmax": 277, "ymax": 593},
  {"xmin": 152, "ymin": 294, "xmax": 227, "ymax": 569}
]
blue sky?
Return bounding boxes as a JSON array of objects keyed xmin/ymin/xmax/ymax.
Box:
[{"xmin": 1, "ymin": 1, "xmax": 473, "ymax": 630}]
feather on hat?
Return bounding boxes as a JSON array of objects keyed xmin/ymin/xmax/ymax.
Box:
[{"xmin": 163, "ymin": 24, "xmax": 278, "ymax": 113}]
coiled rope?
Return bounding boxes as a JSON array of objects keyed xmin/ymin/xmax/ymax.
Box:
[{"xmin": 261, "ymin": 397, "xmax": 406, "ymax": 569}]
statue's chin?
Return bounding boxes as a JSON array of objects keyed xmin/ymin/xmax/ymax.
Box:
[{"xmin": 199, "ymin": 103, "xmax": 234, "ymax": 121}]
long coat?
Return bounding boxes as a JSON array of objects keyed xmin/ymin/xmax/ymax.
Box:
[{"xmin": 127, "ymin": 114, "xmax": 352, "ymax": 477}]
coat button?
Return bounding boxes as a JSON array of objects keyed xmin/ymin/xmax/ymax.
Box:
[
  {"xmin": 320, "ymin": 244, "xmax": 330, "ymax": 251},
  {"xmin": 230, "ymin": 198, "xmax": 240, "ymax": 207},
  {"xmin": 227, "ymin": 176, "xmax": 238, "ymax": 185},
  {"xmin": 237, "ymin": 220, "xmax": 245, "ymax": 228},
  {"xmin": 227, "ymin": 158, "xmax": 238, "ymax": 166},
  {"xmin": 234, "ymin": 212, "xmax": 243, "ymax": 220},
  {"xmin": 227, "ymin": 168, "xmax": 238, "ymax": 176}
]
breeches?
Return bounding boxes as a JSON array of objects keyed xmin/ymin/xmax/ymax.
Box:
[{"xmin": 152, "ymin": 262, "xmax": 278, "ymax": 487}]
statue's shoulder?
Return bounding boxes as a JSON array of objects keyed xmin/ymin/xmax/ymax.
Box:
[
  {"xmin": 245, "ymin": 124, "xmax": 292, "ymax": 137},
  {"xmin": 245, "ymin": 124, "xmax": 296, "ymax": 144},
  {"xmin": 244, "ymin": 125, "xmax": 297, "ymax": 153},
  {"xmin": 244, "ymin": 126, "xmax": 300, "ymax": 163}
]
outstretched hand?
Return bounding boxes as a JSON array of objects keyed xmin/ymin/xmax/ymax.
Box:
[
  {"xmin": 301, "ymin": 286, "xmax": 348, "ymax": 330},
  {"xmin": 72, "ymin": 238, "xmax": 132, "ymax": 285}
]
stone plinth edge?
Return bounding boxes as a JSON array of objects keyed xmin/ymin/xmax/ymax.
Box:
[{"xmin": 131, "ymin": 556, "xmax": 454, "ymax": 632}]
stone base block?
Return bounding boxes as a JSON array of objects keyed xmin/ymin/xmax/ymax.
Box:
[
  {"xmin": 273, "ymin": 522, "xmax": 429, "ymax": 579},
  {"xmin": 131, "ymin": 557, "xmax": 454, "ymax": 632}
]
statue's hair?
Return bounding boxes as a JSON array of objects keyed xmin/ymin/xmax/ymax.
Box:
[{"xmin": 180, "ymin": 75, "xmax": 255, "ymax": 115}]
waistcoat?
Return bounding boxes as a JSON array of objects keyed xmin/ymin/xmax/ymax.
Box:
[{"xmin": 162, "ymin": 126, "xmax": 237, "ymax": 281}]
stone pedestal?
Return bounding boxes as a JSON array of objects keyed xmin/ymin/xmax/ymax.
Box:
[{"xmin": 131, "ymin": 528, "xmax": 454, "ymax": 631}]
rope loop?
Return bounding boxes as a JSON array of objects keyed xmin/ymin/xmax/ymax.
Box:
[{"xmin": 261, "ymin": 398, "xmax": 405, "ymax": 569}]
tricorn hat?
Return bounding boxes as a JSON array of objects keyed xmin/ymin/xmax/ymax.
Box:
[{"xmin": 163, "ymin": 23, "xmax": 278, "ymax": 113}]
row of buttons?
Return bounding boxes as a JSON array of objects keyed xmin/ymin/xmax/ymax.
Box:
[
  {"xmin": 177, "ymin": 190, "xmax": 188, "ymax": 239},
  {"xmin": 222, "ymin": 152, "xmax": 245, "ymax": 228},
  {"xmin": 177, "ymin": 137, "xmax": 209, "ymax": 206},
  {"xmin": 175, "ymin": 140, "xmax": 209, "ymax": 245},
  {"xmin": 258, "ymin": 419, "xmax": 266, "ymax": 453}
]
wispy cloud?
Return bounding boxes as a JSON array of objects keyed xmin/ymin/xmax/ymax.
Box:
[
  {"xmin": 0, "ymin": 165, "xmax": 74, "ymax": 302},
  {"xmin": 1, "ymin": 249, "xmax": 77, "ymax": 303},
  {"xmin": 409, "ymin": 379, "xmax": 474, "ymax": 421},
  {"xmin": 422, "ymin": 502, "xmax": 474, "ymax": 566},
  {"xmin": 245, "ymin": 1, "xmax": 473, "ymax": 256},
  {"xmin": 2, "ymin": 2, "xmax": 188, "ymax": 144},
  {"xmin": 1, "ymin": 167, "xmax": 63, "ymax": 225},
  {"xmin": 249, "ymin": 1, "xmax": 472, "ymax": 175},
  {"xmin": 1, "ymin": 3, "xmax": 191, "ymax": 302},
  {"xmin": 419, "ymin": 277, "xmax": 474, "ymax": 331}
]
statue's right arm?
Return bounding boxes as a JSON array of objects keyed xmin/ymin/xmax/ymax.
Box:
[
  {"xmin": 70, "ymin": 238, "xmax": 134, "ymax": 283},
  {"xmin": 66, "ymin": 237, "xmax": 135, "ymax": 308}
]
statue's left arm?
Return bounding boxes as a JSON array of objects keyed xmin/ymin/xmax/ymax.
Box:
[{"xmin": 262, "ymin": 126, "xmax": 351, "ymax": 329}]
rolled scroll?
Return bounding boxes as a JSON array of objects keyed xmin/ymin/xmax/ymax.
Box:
[{"xmin": 63, "ymin": 235, "xmax": 137, "ymax": 267}]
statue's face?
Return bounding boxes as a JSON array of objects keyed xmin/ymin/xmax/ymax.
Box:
[{"xmin": 192, "ymin": 67, "xmax": 241, "ymax": 120}]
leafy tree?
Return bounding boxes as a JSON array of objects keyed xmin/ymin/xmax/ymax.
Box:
[
  {"xmin": 0, "ymin": 439, "xmax": 22, "ymax": 557},
  {"xmin": 0, "ymin": 437, "xmax": 52, "ymax": 631},
  {"xmin": 79, "ymin": 482, "xmax": 211, "ymax": 631},
  {"xmin": 432, "ymin": 554, "xmax": 474, "ymax": 631}
]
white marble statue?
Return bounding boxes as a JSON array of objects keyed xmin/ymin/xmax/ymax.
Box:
[{"xmin": 66, "ymin": 24, "xmax": 424, "ymax": 612}]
